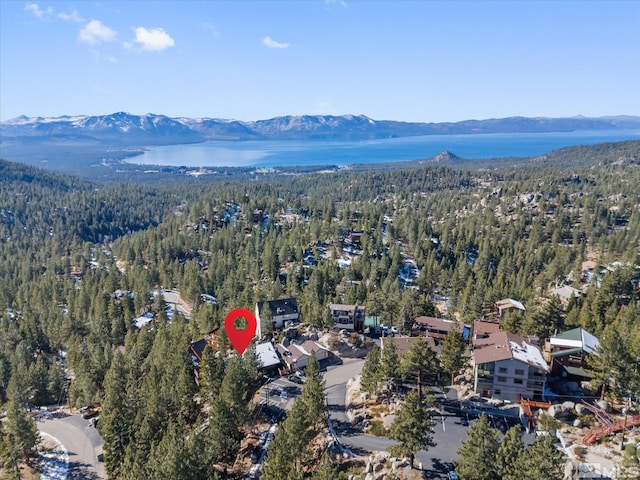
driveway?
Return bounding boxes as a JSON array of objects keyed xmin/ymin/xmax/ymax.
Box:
[
  {"xmin": 322, "ymin": 359, "xmax": 486, "ymax": 479},
  {"xmin": 37, "ymin": 413, "xmax": 106, "ymax": 480},
  {"xmin": 161, "ymin": 289, "xmax": 192, "ymax": 320},
  {"xmin": 324, "ymin": 359, "xmax": 396, "ymax": 455}
]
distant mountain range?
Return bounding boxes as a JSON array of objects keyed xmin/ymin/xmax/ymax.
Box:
[{"xmin": 2, "ymin": 112, "xmax": 639, "ymax": 145}]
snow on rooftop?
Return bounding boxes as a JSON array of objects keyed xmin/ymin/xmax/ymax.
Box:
[
  {"xmin": 581, "ymin": 329, "xmax": 600, "ymax": 354},
  {"xmin": 509, "ymin": 340, "xmax": 549, "ymax": 372},
  {"xmin": 134, "ymin": 312, "xmax": 154, "ymax": 329},
  {"xmin": 255, "ymin": 342, "xmax": 281, "ymax": 368}
]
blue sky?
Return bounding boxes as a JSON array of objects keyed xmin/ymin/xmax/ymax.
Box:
[{"xmin": 1, "ymin": 0, "xmax": 639, "ymax": 122}]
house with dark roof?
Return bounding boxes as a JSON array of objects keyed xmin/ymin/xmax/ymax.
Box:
[
  {"xmin": 188, "ymin": 328, "xmax": 220, "ymax": 385},
  {"xmin": 472, "ymin": 319, "xmax": 501, "ymax": 341},
  {"xmin": 255, "ymin": 298, "xmax": 299, "ymax": 337},
  {"xmin": 473, "ymin": 331, "xmax": 549, "ymax": 402},
  {"xmin": 328, "ymin": 303, "xmax": 365, "ymax": 331},
  {"xmin": 380, "ymin": 335, "xmax": 436, "ymax": 356},
  {"xmin": 544, "ymin": 327, "xmax": 600, "ymax": 381},
  {"xmin": 412, "ymin": 316, "xmax": 470, "ymax": 342}
]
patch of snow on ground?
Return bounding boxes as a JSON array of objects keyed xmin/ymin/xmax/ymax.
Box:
[{"xmin": 39, "ymin": 432, "xmax": 69, "ymax": 480}]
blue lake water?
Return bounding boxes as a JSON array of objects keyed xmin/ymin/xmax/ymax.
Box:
[{"xmin": 129, "ymin": 130, "xmax": 640, "ymax": 168}]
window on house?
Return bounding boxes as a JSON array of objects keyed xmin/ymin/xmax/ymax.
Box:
[
  {"xmin": 497, "ymin": 376, "xmax": 507, "ymax": 383},
  {"xmin": 498, "ymin": 367, "xmax": 508, "ymax": 374},
  {"xmin": 514, "ymin": 378, "xmax": 523, "ymax": 384},
  {"xmin": 515, "ymin": 368, "xmax": 525, "ymax": 376},
  {"xmin": 494, "ymin": 389, "xmax": 501, "ymax": 395}
]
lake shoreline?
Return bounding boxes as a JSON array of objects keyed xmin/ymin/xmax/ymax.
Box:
[{"xmin": 124, "ymin": 130, "xmax": 640, "ymax": 169}]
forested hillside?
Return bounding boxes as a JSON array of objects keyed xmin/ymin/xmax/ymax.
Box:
[{"xmin": 0, "ymin": 140, "xmax": 639, "ymax": 477}]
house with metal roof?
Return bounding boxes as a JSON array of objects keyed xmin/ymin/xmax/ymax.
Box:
[
  {"xmin": 544, "ymin": 327, "xmax": 600, "ymax": 380},
  {"xmin": 255, "ymin": 342, "xmax": 283, "ymax": 374},
  {"xmin": 551, "ymin": 285, "xmax": 584, "ymax": 305}
]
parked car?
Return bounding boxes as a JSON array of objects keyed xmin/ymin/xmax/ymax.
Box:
[
  {"xmin": 448, "ymin": 471, "xmax": 459, "ymax": 480},
  {"xmin": 82, "ymin": 405, "xmax": 101, "ymax": 419},
  {"xmin": 288, "ymin": 374, "xmax": 304, "ymax": 385}
]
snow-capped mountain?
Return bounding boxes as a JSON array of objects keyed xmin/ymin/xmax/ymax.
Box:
[{"xmin": 2, "ymin": 112, "xmax": 639, "ymax": 145}]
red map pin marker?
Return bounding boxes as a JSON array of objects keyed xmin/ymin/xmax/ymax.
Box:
[{"xmin": 224, "ymin": 308, "xmax": 257, "ymax": 355}]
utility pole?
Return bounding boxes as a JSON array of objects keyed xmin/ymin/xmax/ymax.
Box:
[{"xmin": 620, "ymin": 398, "xmax": 629, "ymax": 450}]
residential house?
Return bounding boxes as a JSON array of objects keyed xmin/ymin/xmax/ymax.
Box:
[
  {"xmin": 277, "ymin": 340, "xmax": 329, "ymax": 371},
  {"xmin": 255, "ymin": 342, "xmax": 283, "ymax": 375},
  {"xmin": 472, "ymin": 319, "xmax": 501, "ymax": 342},
  {"xmin": 544, "ymin": 327, "xmax": 600, "ymax": 381},
  {"xmin": 255, "ymin": 298, "xmax": 299, "ymax": 338},
  {"xmin": 345, "ymin": 230, "xmax": 363, "ymax": 245},
  {"xmin": 252, "ymin": 209, "xmax": 264, "ymax": 223},
  {"xmin": 188, "ymin": 328, "xmax": 222, "ymax": 385},
  {"xmin": 380, "ymin": 335, "xmax": 436, "ymax": 356},
  {"xmin": 328, "ymin": 303, "xmax": 365, "ymax": 331},
  {"xmin": 134, "ymin": 312, "xmax": 155, "ymax": 329},
  {"xmin": 551, "ymin": 285, "xmax": 584, "ymax": 306},
  {"xmin": 494, "ymin": 298, "xmax": 526, "ymax": 320},
  {"xmin": 581, "ymin": 260, "xmax": 599, "ymax": 284},
  {"xmin": 412, "ymin": 316, "xmax": 470, "ymax": 342},
  {"xmin": 473, "ymin": 331, "xmax": 549, "ymax": 403}
]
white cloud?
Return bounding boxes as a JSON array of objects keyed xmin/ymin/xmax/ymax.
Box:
[
  {"xmin": 325, "ymin": 0, "xmax": 348, "ymax": 7},
  {"xmin": 263, "ymin": 36, "xmax": 290, "ymax": 49},
  {"xmin": 202, "ymin": 22, "xmax": 220, "ymax": 37},
  {"xmin": 133, "ymin": 27, "xmax": 175, "ymax": 51},
  {"xmin": 79, "ymin": 19, "xmax": 117, "ymax": 44},
  {"xmin": 58, "ymin": 9, "xmax": 84, "ymax": 23},
  {"xmin": 25, "ymin": 3, "xmax": 52, "ymax": 20}
]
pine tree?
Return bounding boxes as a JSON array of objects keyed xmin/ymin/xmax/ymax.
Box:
[
  {"xmin": 381, "ymin": 338, "xmax": 401, "ymax": 394},
  {"xmin": 260, "ymin": 302, "xmax": 274, "ymax": 336},
  {"xmin": 618, "ymin": 444, "xmax": 639, "ymax": 480},
  {"xmin": 360, "ymin": 344, "xmax": 382, "ymax": 397},
  {"xmin": 518, "ymin": 435, "xmax": 565, "ymax": 480},
  {"xmin": 262, "ymin": 400, "xmax": 311, "ymax": 480},
  {"xmin": 301, "ymin": 351, "xmax": 327, "ymax": 428},
  {"xmin": 200, "ymin": 344, "xmax": 225, "ymax": 400},
  {"xmin": 1, "ymin": 399, "xmax": 40, "ymax": 475},
  {"xmin": 146, "ymin": 420, "xmax": 187, "ymax": 480},
  {"xmin": 496, "ymin": 425, "xmax": 525, "ymax": 480},
  {"xmin": 219, "ymin": 355, "xmax": 252, "ymax": 430},
  {"xmin": 440, "ymin": 327, "xmax": 469, "ymax": 386},
  {"xmin": 589, "ymin": 321, "xmax": 635, "ymax": 401},
  {"xmin": 454, "ymin": 414, "xmax": 500, "ymax": 480},
  {"xmin": 206, "ymin": 395, "xmax": 241, "ymax": 466},
  {"xmin": 401, "ymin": 337, "xmax": 440, "ymax": 398},
  {"xmin": 99, "ymin": 353, "xmax": 132, "ymax": 479},
  {"xmin": 313, "ymin": 451, "xmax": 338, "ymax": 480},
  {"xmin": 389, "ymin": 390, "xmax": 435, "ymax": 468}
]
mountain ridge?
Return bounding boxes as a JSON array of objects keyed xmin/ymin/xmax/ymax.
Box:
[{"xmin": 2, "ymin": 112, "xmax": 639, "ymax": 145}]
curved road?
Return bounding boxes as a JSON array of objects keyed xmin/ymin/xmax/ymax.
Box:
[
  {"xmin": 323, "ymin": 358, "xmax": 469, "ymax": 479},
  {"xmin": 161, "ymin": 290, "xmax": 192, "ymax": 320},
  {"xmin": 38, "ymin": 413, "xmax": 105, "ymax": 480}
]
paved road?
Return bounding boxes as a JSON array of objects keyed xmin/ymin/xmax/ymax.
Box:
[
  {"xmin": 37, "ymin": 413, "xmax": 105, "ymax": 480},
  {"xmin": 324, "ymin": 359, "xmax": 395, "ymax": 454},
  {"xmin": 161, "ymin": 289, "xmax": 192, "ymax": 320},
  {"xmin": 322, "ymin": 358, "xmax": 483, "ymax": 479}
]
